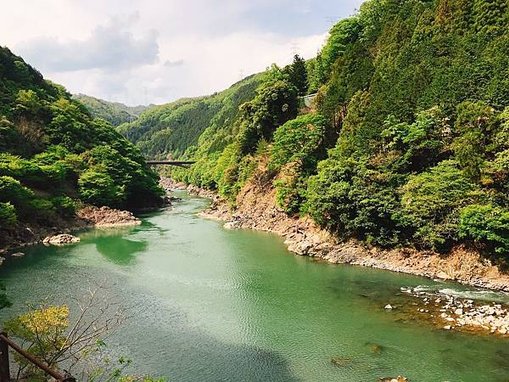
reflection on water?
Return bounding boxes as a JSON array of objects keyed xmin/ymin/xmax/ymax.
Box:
[
  {"xmin": 95, "ymin": 236, "xmax": 147, "ymax": 265},
  {"xmin": 0, "ymin": 192, "xmax": 507, "ymax": 382},
  {"xmin": 80, "ymin": 227, "xmax": 148, "ymax": 265}
]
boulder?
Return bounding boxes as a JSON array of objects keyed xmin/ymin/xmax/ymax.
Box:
[{"xmin": 43, "ymin": 234, "xmax": 80, "ymax": 246}]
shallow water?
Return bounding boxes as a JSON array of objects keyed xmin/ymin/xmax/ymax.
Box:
[{"xmin": 0, "ymin": 192, "xmax": 508, "ymax": 382}]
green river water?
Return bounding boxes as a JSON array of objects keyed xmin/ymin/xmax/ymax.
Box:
[{"xmin": 0, "ymin": 192, "xmax": 508, "ymax": 382}]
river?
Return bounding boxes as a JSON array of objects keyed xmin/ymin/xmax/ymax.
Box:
[{"xmin": 0, "ymin": 192, "xmax": 508, "ymax": 382}]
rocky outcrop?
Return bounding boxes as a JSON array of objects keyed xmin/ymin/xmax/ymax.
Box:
[
  {"xmin": 43, "ymin": 234, "xmax": 80, "ymax": 246},
  {"xmin": 400, "ymin": 286, "xmax": 509, "ymax": 336},
  {"xmin": 77, "ymin": 206, "xmax": 141, "ymax": 227},
  {"xmin": 201, "ymin": 177, "xmax": 509, "ymax": 292}
]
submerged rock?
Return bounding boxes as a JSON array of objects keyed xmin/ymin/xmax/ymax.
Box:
[
  {"xmin": 379, "ymin": 377, "xmax": 408, "ymax": 382},
  {"xmin": 330, "ymin": 356, "xmax": 352, "ymax": 367},
  {"xmin": 43, "ymin": 234, "xmax": 80, "ymax": 246},
  {"xmin": 11, "ymin": 252, "xmax": 25, "ymax": 257},
  {"xmin": 366, "ymin": 342, "xmax": 385, "ymax": 354}
]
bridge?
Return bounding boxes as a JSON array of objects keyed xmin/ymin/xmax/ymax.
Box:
[{"xmin": 146, "ymin": 160, "xmax": 195, "ymax": 167}]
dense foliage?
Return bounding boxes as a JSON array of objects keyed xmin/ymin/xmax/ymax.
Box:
[
  {"xmin": 118, "ymin": 74, "xmax": 264, "ymax": 159},
  {"xmin": 74, "ymin": 94, "xmax": 148, "ymax": 127},
  {"xmin": 124, "ymin": 0, "xmax": 509, "ymax": 261},
  {"xmin": 0, "ymin": 47, "xmax": 163, "ymax": 244},
  {"xmin": 304, "ymin": 0, "xmax": 509, "ymax": 258},
  {"xmin": 169, "ymin": 66, "xmax": 301, "ymax": 202}
]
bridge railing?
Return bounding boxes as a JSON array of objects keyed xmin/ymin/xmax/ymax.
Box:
[{"xmin": 0, "ymin": 332, "xmax": 75, "ymax": 382}]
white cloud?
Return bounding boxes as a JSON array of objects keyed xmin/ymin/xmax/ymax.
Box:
[
  {"xmin": 17, "ymin": 14, "xmax": 159, "ymax": 72},
  {"xmin": 0, "ymin": 0, "xmax": 365, "ymax": 105}
]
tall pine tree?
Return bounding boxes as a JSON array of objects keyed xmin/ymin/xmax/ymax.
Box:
[{"xmin": 289, "ymin": 54, "xmax": 308, "ymax": 96}]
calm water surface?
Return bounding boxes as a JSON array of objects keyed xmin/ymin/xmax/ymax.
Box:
[{"xmin": 1, "ymin": 192, "xmax": 508, "ymax": 382}]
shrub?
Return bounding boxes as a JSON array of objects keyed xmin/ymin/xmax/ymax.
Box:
[
  {"xmin": 400, "ymin": 160, "xmax": 480, "ymax": 250},
  {"xmin": 78, "ymin": 168, "xmax": 125, "ymax": 207},
  {"xmin": 270, "ymin": 114, "xmax": 326, "ymax": 170},
  {"xmin": 0, "ymin": 202, "xmax": 16, "ymax": 229},
  {"xmin": 0, "ymin": 176, "xmax": 34, "ymax": 206},
  {"xmin": 459, "ymin": 204, "xmax": 509, "ymax": 256},
  {"xmin": 51, "ymin": 196, "xmax": 76, "ymax": 218}
]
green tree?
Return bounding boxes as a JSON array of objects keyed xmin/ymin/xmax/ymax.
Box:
[
  {"xmin": 459, "ymin": 204, "xmax": 509, "ymax": 256},
  {"xmin": 0, "ymin": 202, "xmax": 17, "ymax": 230},
  {"xmin": 78, "ymin": 168, "xmax": 125, "ymax": 207},
  {"xmin": 400, "ymin": 160, "xmax": 480, "ymax": 250},
  {"xmin": 452, "ymin": 101, "xmax": 498, "ymax": 182},
  {"xmin": 288, "ymin": 54, "xmax": 308, "ymax": 96},
  {"xmin": 237, "ymin": 79, "xmax": 298, "ymax": 155}
]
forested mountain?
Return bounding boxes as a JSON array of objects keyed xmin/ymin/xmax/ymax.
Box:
[
  {"xmin": 117, "ymin": 74, "xmax": 264, "ymax": 159},
  {"xmin": 128, "ymin": 0, "xmax": 509, "ymax": 263},
  {"xmin": 74, "ymin": 94, "xmax": 148, "ymax": 126},
  {"xmin": 0, "ymin": 46, "xmax": 163, "ymax": 246}
]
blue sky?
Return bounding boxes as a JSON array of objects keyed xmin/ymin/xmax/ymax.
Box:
[{"xmin": 1, "ymin": 0, "xmax": 364, "ymax": 105}]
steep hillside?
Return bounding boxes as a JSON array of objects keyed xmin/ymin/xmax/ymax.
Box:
[
  {"xmin": 0, "ymin": 46, "xmax": 163, "ymax": 248},
  {"xmin": 117, "ymin": 74, "xmax": 264, "ymax": 159},
  {"xmin": 74, "ymin": 94, "xmax": 149, "ymax": 126},
  {"xmin": 132, "ymin": 0, "xmax": 509, "ymax": 264}
]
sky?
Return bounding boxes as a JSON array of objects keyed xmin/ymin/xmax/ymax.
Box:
[{"xmin": 1, "ymin": 0, "xmax": 365, "ymax": 106}]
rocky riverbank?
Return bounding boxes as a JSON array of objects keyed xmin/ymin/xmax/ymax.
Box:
[
  {"xmin": 391, "ymin": 286, "xmax": 509, "ymax": 337},
  {"xmin": 77, "ymin": 206, "xmax": 141, "ymax": 227},
  {"xmin": 160, "ymin": 177, "xmax": 218, "ymax": 199},
  {"xmin": 0, "ymin": 205, "xmax": 142, "ymax": 256},
  {"xmin": 195, "ymin": 178, "xmax": 509, "ymax": 295},
  {"xmin": 160, "ymin": 177, "xmax": 509, "ymax": 336}
]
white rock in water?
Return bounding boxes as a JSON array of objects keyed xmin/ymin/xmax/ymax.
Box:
[
  {"xmin": 443, "ymin": 325, "xmax": 451, "ymax": 330},
  {"xmin": 11, "ymin": 252, "xmax": 25, "ymax": 257},
  {"xmin": 384, "ymin": 304, "xmax": 393, "ymax": 310},
  {"xmin": 43, "ymin": 234, "xmax": 80, "ymax": 246}
]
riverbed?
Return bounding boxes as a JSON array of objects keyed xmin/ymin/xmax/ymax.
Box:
[{"xmin": 0, "ymin": 192, "xmax": 508, "ymax": 382}]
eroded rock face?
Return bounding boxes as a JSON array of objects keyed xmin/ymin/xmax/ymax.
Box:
[
  {"xmin": 43, "ymin": 234, "xmax": 80, "ymax": 246},
  {"xmin": 77, "ymin": 206, "xmax": 141, "ymax": 227}
]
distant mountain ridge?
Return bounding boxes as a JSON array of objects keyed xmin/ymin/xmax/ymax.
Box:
[
  {"xmin": 117, "ymin": 73, "xmax": 264, "ymax": 159},
  {"xmin": 73, "ymin": 94, "xmax": 152, "ymax": 127}
]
